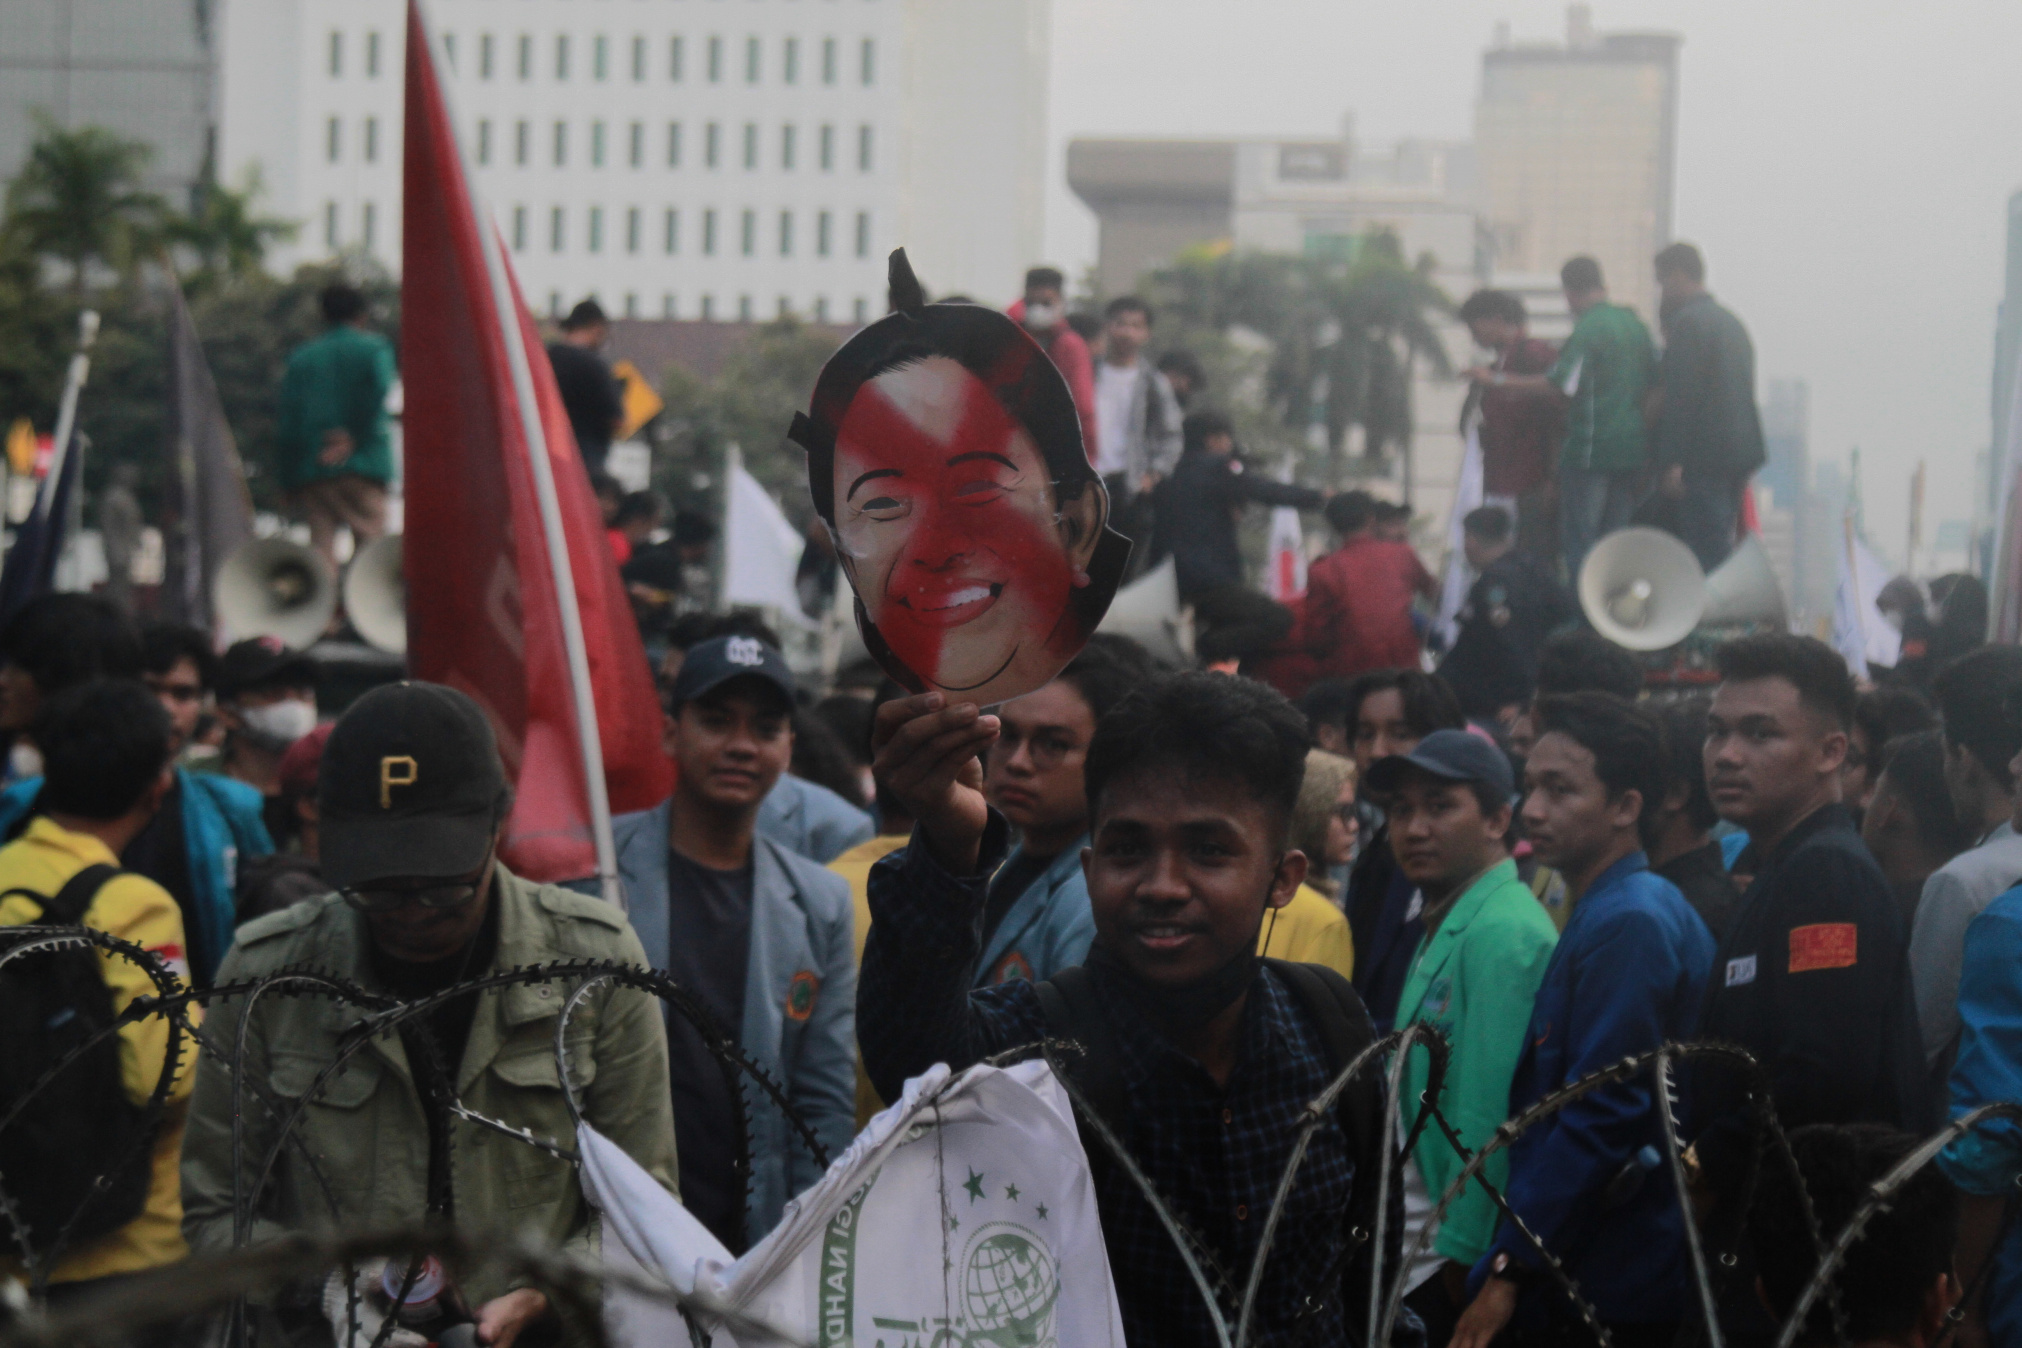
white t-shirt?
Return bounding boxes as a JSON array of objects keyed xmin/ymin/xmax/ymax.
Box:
[{"xmin": 1093, "ymin": 360, "xmax": 1137, "ymax": 476}]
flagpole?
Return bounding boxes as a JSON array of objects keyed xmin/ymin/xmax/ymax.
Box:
[
  {"xmin": 44, "ymin": 309, "xmax": 98, "ymax": 589},
  {"xmin": 416, "ymin": 2, "xmax": 619, "ymax": 902}
]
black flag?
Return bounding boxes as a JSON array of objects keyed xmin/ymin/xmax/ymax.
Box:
[{"xmin": 160, "ymin": 277, "xmax": 253, "ymax": 632}]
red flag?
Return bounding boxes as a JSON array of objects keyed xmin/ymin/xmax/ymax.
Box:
[{"xmin": 401, "ymin": 2, "xmax": 670, "ymax": 883}]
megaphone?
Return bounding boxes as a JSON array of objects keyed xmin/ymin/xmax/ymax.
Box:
[
  {"xmin": 1578, "ymin": 527, "xmax": 1707, "ymax": 651},
  {"xmin": 343, "ymin": 533, "xmax": 406, "ymax": 656},
  {"xmin": 1097, "ymin": 555, "xmax": 1192, "ymax": 668},
  {"xmin": 213, "ymin": 538, "xmax": 338, "ymax": 649},
  {"xmin": 1579, "ymin": 527, "xmax": 1790, "ymax": 651}
]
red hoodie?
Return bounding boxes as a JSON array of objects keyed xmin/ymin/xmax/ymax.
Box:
[{"xmin": 1007, "ymin": 298, "xmax": 1100, "ymax": 467}]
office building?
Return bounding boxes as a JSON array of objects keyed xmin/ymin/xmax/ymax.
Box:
[
  {"xmin": 216, "ymin": 0, "xmax": 1048, "ymax": 323},
  {"xmin": 0, "ymin": 0, "xmax": 214, "ymax": 206},
  {"xmin": 1474, "ymin": 5, "xmax": 1680, "ymax": 322}
]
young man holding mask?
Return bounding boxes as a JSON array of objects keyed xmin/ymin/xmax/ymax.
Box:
[
  {"xmin": 1369, "ymin": 730, "xmax": 1557, "ymax": 1343},
  {"xmin": 1453, "ymin": 693, "xmax": 1713, "ymax": 1348},
  {"xmin": 861, "ymin": 672, "xmax": 1404, "ymax": 1348}
]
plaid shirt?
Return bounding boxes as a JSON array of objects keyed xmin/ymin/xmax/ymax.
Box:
[{"xmin": 860, "ymin": 821, "xmax": 1408, "ymax": 1347}]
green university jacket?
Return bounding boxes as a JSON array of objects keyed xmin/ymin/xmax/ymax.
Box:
[
  {"xmin": 275, "ymin": 324, "xmax": 397, "ymax": 490},
  {"xmin": 180, "ymin": 867, "xmax": 677, "ymax": 1311},
  {"xmin": 1396, "ymin": 859, "xmax": 1559, "ymax": 1266}
]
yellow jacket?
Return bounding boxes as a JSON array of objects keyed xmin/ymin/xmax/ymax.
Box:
[
  {"xmin": 0, "ymin": 817, "xmax": 198, "ymax": 1283},
  {"xmin": 830, "ymin": 834, "xmax": 910, "ymax": 1128},
  {"xmin": 1258, "ymin": 883, "xmax": 1357, "ymax": 980}
]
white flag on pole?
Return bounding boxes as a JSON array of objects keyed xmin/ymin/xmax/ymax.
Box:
[
  {"xmin": 721, "ymin": 446, "xmax": 816, "ymax": 627},
  {"xmin": 1832, "ymin": 522, "xmax": 1900, "ymax": 679},
  {"xmin": 1432, "ymin": 425, "xmax": 1487, "ymax": 649},
  {"xmin": 587, "ymin": 1058, "xmax": 1126, "ymax": 1348}
]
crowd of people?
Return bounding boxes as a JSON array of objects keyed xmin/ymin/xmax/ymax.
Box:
[{"xmin": 0, "ymin": 251, "xmax": 2012, "ymax": 1348}]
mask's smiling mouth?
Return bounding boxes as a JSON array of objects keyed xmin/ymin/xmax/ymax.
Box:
[{"xmin": 894, "ymin": 579, "xmax": 1005, "ymax": 627}]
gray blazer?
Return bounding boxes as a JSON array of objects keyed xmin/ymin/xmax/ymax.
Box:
[
  {"xmin": 607, "ymin": 799, "xmax": 858, "ymax": 1241},
  {"xmin": 756, "ymin": 773, "xmax": 875, "ymax": 864}
]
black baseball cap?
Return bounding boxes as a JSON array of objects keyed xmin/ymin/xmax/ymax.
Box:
[
  {"xmin": 669, "ymin": 634, "xmax": 796, "ymax": 708},
  {"xmin": 1365, "ymin": 728, "xmax": 1515, "ymax": 802},
  {"xmin": 217, "ymin": 636, "xmax": 317, "ymax": 698},
  {"xmin": 318, "ymin": 682, "xmax": 508, "ymax": 889}
]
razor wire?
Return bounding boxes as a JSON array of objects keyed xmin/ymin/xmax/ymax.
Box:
[{"xmin": 2, "ymin": 925, "xmax": 2018, "ymax": 1348}]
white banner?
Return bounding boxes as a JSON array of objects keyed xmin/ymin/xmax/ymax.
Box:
[
  {"xmin": 1832, "ymin": 522, "xmax": 1901, "ymax": 679},
  {"xmin": 722, "ymin": 446, "xmax": 816, "ymax": 627}
]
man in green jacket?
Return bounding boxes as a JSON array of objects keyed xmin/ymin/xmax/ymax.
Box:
[
  {"xmin": 1369, "ymin": 729, "xmax": 1558, "ymax": 1345},
  {"xmin": 182, "ymin": 683, "xmax": 676, "ymax": 1348},
  {"xmin": 277, "ymin": 283, "xmax": 397, "ymax": 568}
]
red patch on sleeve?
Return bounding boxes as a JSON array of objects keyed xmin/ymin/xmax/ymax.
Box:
[{"xmin": 1788, "ymin": 923, "xmax": 1858, "ymax": 973}]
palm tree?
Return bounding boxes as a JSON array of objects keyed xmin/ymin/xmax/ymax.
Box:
[
  {"xmin": 3, "ymin": 115, "xmax": 168, "ymax": 301},
  {"xmin": 171, "ymin": 169, "xmax": 298, "ymax": 280}
]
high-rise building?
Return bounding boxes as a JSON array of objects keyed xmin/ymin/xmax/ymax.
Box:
[
  {"xmin": 216, "ymin": 0, "xmax": 1048, "ymax": 322},
  {"xmin": 0, "ymin": 0, "xmax": 214, "ymax": 207},
  {"xmin": 1474, "ymin": 5, "xmax": 1680, "ymax": 322},
  {"xmin": 1986, "ymin": 190, "xmax": 2022, "ymax": 565}
]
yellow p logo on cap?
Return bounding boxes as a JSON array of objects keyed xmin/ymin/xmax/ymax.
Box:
[{"xmin": 379, "ymin": 755, "xmax": 418, "ymax": 808}]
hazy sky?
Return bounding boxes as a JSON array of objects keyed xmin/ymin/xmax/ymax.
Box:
[{"xmin": 1042, "ymin": 1, "xmax": 2022, "ymax": 567}]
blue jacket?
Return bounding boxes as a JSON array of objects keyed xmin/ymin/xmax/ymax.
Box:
[
  {"xmin": 974, "ymin": 838, "xmax": 1095, "ymax": 987},
  {"xmin": 1473, "ymin": 851, "xmax": 1714, "ymax": 1326},
  {"xmin": 1937, "ymin": 884, "xmax": 2022, "ymax": 1344},
  {"xmin": 755, "ymin": 773, "xmax": 874, "ymax": 865},
  {"xmin": 606, "ymin": 799, "xmax": 857, "ymax": 1241},
  {"xmin": 0, "ymin": 768, "xmax": 272, "ymax": 986}
]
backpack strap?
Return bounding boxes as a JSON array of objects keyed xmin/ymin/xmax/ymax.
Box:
[
  {"xmin": 1, "ymin": 863, "xmax": 122, "ymax": 926},
  {"xmin": 1034, "ymin": 964, "xmax": 1127, "ymax": 1131}
]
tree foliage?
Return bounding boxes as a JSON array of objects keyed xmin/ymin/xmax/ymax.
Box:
[{"xmin": 3, "ymin": 116, "xmax": 170, "ymax": 301}]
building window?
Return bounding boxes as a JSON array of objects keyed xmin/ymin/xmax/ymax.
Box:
[
  {"xmin": 854, "ymin": 210, "xmax": 869, "ymax": 258},
  {"xmin": 626, "ymin": 207, "xmax": 640, "ymax": 253},
  {"xmin": 515, "ymin": 120, "xmax": 530, "ymax": 166},
  {"xmin": 631, "ymin": 35, "xmax": 645, "ymax": 81},
  {"xmin": 853, "ymin": 297, "xmax": 867, "ymax": 324},
  {"xmin": 669, "ymin": 35, "xmax": 684, "ymax": 81},
  {"xmin": 778, "ymin": 210, "xmax": 793, "ymax": 256},
  {"xmin": 555, "ymin": 34, "xmax": 569, "ymax": 80},
  {"xmin": 742, "ymin": 122, "xmax": 757, "ymax": 170},
  {"xmin": 702, "ymin": 209, "xmax": 718, "ymax": 255},
  {"xmin": 480, "ymin": 33, "xmax": 494, "ymax": 79},
  {"xmin": 513, "ymin": 205, "xmax": 527, "ymax": 251},
  {"xmin": 628, "ymin": 121, "xmax": 643, "ymax": 168},
  {"xmin": 740, "ymin": 209, "xmax": 755, "ymax": 256},
  {"xmin": 819, "ymin": 123, "xmax": 834, "ymax": 171},
  {"xmin": 440, "ymin": 33, "xmax": 453, "ymax": 72},
  {"xmin": 362, "ymin": 201, "xmax": 377, "ymax": 251},
  {"xmin": 549, "ymin": 292, "xmax": 561, "ymax": 319},
  {"xmin": 588, "ymin": 206, "xmax": 603, "ymax": 253},
  {"xmin": 477, "ymin": 119, "xmax": 493, "ymax": 166},
  {"xmin": 816, "ymin": 209, "xmax": 832, "ymax": 257},
  {"xmin": 663, "ymin": 208, "xmax": 678, "ymax": 254},
  {"xmin": 777, "ymin": 296, "xmax": 792, "ymax": 319},
  {"xmin": 662, "ymin": 293, "xmax": 675, "ymax": 319},
  {"xmin": 593, "ymin": 35, "xmax": 609, "ymax": 81},
  {"xmin": 705, "ymin": 122, "xmax": 720, "ymax": 168},
  {"xmin": 552, "ymin": 121, "xmax": 567, "ymax": 167},
  {"xmin": 781, "ymin": 123, "xmax": 796, "ymax": 171},
  {"xmin": 666, "ymin": 122, "xmax": 682, "ymax": 167},
  {"xmin": 745, "ymin": 35, "xmax": 760, "ymax": 83},
  {"xmin": 738, "ymin": 294, "xmax": 753, "ymax": 322},
  {"xmin": 325, "ymin": 201, "xmax": 339, "ymax": 248},
  {"xmin": 707, "ymin": 35, "xmax": 722, "ymax": 82},
  {"xmin": 591, "ymin": 121, "xmax": 606, "ymax": 168},
  {"xmin": 365, "ymin": 32, "xmax": 381, "ymax": 77},
  {"xmin": 550, "ymin": 206, "xmax": 565, "ymax": 252},
  {"xmin": 857, "ymin": 125, "xmax": 873, "ymax": 172},
  {"xmin": 518, "ymin": 34, "xmax": 534, "ymax": 80},
  {"xmin": 860, "ymin": 37, "xmax": 874, "ymax": 85},
  {"xmin": 328, "ymin": 30, "xmax": 342, "ymax": 76},
  {"xmin": 783, "ymin": 37, "xmax": 799, "ymax": 85},
  {"xmin": 624, "ymin": 293, "xmax": 637, "ymax": 319},
  {"xmin": 325, "ymin": 116, "xmax": 341, "ymax": 163},
  {"xmin": 813, "ymin": 296, "xmax": 828, "ymax": 323},
  {"xmin": 364, "ymin": 116, "xmax": 379, "ymax": 164},
  {"xmin": 700, "ymin": 294, "xmax": 714, "ymax": 321},
  {"xmin": 821, "ymin": 36, "xmax": 836, "ymax": 84}
]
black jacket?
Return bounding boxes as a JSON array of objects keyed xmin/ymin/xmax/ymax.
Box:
[
  {"xmin": 1152, "ymin": 447, "xmax": 1323, "ymax": 600},
  {"xmin": 1435, "ymin": 549, "xmax": 1575, "ymax": 718},
  {"xmin": 1691, "ymin": 804, "xmax": 1930, "ymax": 1193},
  {"xmin": 1654, "ymin": 292, "xmax": 1765, "ymax": 480}
]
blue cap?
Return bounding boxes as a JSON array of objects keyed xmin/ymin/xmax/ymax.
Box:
[
  {"xmin": 1364, "ymin": 728, "xmax": 1515, "ymax": 801},
  {"xmin": 670, "ymin": 634, "xmax": 797, "ymax": 707}
]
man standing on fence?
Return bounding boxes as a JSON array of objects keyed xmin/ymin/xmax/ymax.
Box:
[
  {"xmin": 276, "ymin": 284, "xmax": 396, "ymax": 570},
  {"xmin": 182, "ymin": 683, "xmax": 675, "ymax": 1348}
]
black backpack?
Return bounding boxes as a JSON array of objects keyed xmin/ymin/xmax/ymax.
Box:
[{"xmin": 0, "ymin": 864, "xmax": 159, "ymax": 1259}]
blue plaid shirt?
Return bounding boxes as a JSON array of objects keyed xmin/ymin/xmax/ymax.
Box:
[{"xmin": 860, "ymin": 821, "xmax": 1408, "ymax": 1347}]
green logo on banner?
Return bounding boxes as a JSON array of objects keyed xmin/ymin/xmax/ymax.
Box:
[{"xmin": 819, "ymin": 1181, "xmax": 873, "ymax": 1347}]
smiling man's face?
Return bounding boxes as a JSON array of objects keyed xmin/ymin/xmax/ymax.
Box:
[
  {"xmin": 832, "ymin": 356, "xmax": 1101, "ymax": 704},
  {"xmin": 664, "ymin": 680, "xmax": 794, "ymax": 815}
]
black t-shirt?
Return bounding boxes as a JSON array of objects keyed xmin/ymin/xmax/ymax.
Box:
[
  {"xmin": 662, "ymin": 848, "xmax": 755, "ymax": 1251},
  {"xmin": 980, "ymin": 848, "xmax": 1053, "ymax": 952},
  {"xmin": 123, "ymin": 779, "xmax": 202, "ymax": 979},
  {"xmin": 544, "ymin": 342, "xmax": 622, "ymax": 463}
]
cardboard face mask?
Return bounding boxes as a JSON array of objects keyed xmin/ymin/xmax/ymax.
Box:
[{"xmin": 790, "ymin": 251, "xmax": 1129, "ymax": 706}]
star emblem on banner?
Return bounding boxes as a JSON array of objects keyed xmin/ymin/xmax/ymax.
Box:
[
  {"xmin": 963, "ymin": 1168, "xmax": 986, "ymax": 1202},
  {"xmin": 1005, "ymin": 1184, "xmax": 1020, "ymax": 1202}
]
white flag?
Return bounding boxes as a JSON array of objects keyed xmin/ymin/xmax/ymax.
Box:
[
  {"xmin": 587, "ymin": 1059, "xmax": 1125, "ymax": 1348},
  {"xmin": 721, "ymin": 446, "xmax": 816, "ymax": 628},
  {"xmin": 1432, "ymin": 425, "xmax": 1487, "ymax": 650},
  {"xmin": 1832, "ymin": 525, "xmax": 1901, "ymax": 678}
]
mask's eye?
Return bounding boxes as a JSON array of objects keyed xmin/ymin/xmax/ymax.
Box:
[
  {"xmin": 952, "ymin": 478, "xmax": 1010, "ymax": 503},
  {"xmin": 855, "ymin": 494, "xmax": 911, "ymax": 522}
]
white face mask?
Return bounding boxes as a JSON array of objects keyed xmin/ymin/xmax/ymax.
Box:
[
  {"xmin": 1022, "ymin": 301, "xmax": 1061, "ymax": 331},
  {"xmin": 238, "ymin": 697, "xmax": 318, "ymax": 748}
]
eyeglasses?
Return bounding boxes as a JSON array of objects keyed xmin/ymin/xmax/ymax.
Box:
[{"xmin": 341, "ymin": 869, "xmax": 489, "ymax": 914}]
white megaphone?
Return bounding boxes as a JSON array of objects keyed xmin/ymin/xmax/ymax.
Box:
[
  {"xmin": 1097, "ymin": 555, "xmax": 1192, "ymax": 667},
  {"xmin": 1579, "ymin": 527, "xmax": 1790, "ymax": 651},
  {"xmin": 213, "ymin": 538, "xmax": 339, "ymax": 649},
  {"xmin": 343, "ymin": 533, "xmax": 406, "ymax": 656}
]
